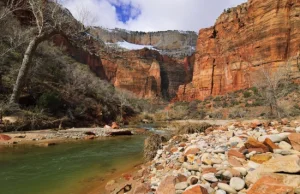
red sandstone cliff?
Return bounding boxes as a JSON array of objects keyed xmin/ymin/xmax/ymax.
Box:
[{"xmin": 177, "ymin": 0, "xmax": 300, "ymax": 101}]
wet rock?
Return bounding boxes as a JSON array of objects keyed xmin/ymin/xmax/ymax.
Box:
[{"xmin": 250, "ymin": 154, "xmax": 272, "ymax": 164}]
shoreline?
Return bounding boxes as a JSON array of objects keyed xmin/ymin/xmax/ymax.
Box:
[{"xmin": 0, "ymin": 127, "xmax": 142, "ymax": 146}]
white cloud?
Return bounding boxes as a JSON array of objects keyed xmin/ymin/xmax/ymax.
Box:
[{"xmin": 62, "ymin": 0, "xmax": 247, "ymax": 32}]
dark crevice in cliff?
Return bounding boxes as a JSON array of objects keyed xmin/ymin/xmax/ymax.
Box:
[
  {"xmin": 210, "ymin": 27, "xmax": 218, "ymax": 39},
  {"xmin": 159, "ymin": 63, "xmax": 170, "ymax": 100},
  {"xmin": 210, "ymin": 59, "xmax": 216, "ymax": 95},
  {"xmin": 276, "ymin": 0, "xmax": 281, "ymax": 14}
]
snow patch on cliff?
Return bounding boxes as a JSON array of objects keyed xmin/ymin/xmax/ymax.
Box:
[{"xmin": 106, "ymin": 41, "xmax": 158, "ymax": 51}]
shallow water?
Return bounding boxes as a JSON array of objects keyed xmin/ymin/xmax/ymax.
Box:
[{"xmin": 0, "ymin": 136, "xmax": 145, "ymax": 194}]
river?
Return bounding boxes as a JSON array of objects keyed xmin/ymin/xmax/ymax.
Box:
[{"xmin": 0, "ymin": 135, "xmax": 145, "ymax": 194}]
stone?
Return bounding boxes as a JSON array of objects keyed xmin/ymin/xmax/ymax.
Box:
[
  {"xmin": 176, "ymin": 174, "xmax": 188, "ymax": 183},
  {"xmin": 175, "ymin": 182, "xmax": 188, "ymax": 190},
  {"xmin": 263, "ymin": 138, "xmax": 279, "ymax": 152},
  {"xmin": 247, "ymin": 176, "xmax": 294, "ymax": 194},
  {"xmin": 296, "ymin": 127, "xmax": 300, "ymax": 133},
  {"xmin": 202, "ymin": 173, "xmax": 218, "ymax": 182},
  {"xmin": 184, "ymin": 146, "xmax": 200, "ymax": 156},
  {"xmin": 111, "ymin": 122, "xmax": 120, "ymax": 129},
  {"xmin": 133, "ymin": 183, "xmax": 151, "ymax": 194},
  {"xmin": 222, "ymin": 170, "xmax": 233, "ymax": 179},
  {"xmin": 215, "ymin": 190, "xmax": 226, "ymax": 194},
  {"xmin": 187, "ymin": 176, "xmax": 199, "ymax": 185},
  {"xmin": 262, "ymin": 155, "xmax": 300, "ymax": 173},
  {"xmin": 232, "ymin": 167, "xmax": 247, "ymax": 176},
  {"xmin": 278, "ymin": 141, "xmax": 292, "ymax": 150},
  {"xmin": 288, "ymin": 133, "xmax": 300, "ymax": 151},
  {"xmin": 250, "ymin": 154, "xmax": 272, "ymax": 164},
  {"xmin": 202, "ymin": 168, "xmax": 217, "ymax": 174},
  {"xmin": 156, "ymin": 176, "xmax": 176, "ymax": 194},
  {"xmin": 217, "ymin": 183, "xmax": 237, "ymax": 194},
  {"xmin": 228, "ymin": 149, "xmax": 245, "ymax": 159},
  {"xmin": 258, "ymin": 133, "xmax": 290, "ymax": 143},
  {"xmin": 245, "ymin": 137, "xmax": 269, "ymax": 153},
  {"xmin": 183, "ymin": 185, "xmax": 208, "ymax": 194},
  {"xmin": 228, "ymin": 157, "xmax": 243, "ymax": 167},
  {"xmin": 229, "ymin": 177, "xmax": 245, "ymax": 191},
  {"xmin": 0, "ymin": 134, "xmax": 11, "ymax": 141}
]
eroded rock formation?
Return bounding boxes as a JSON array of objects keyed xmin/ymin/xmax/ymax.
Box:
[{"xmin": 177, "ymin": 0, "xmax": 300, "ymax": 101}]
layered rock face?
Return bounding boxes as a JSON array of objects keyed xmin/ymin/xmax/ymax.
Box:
[
  {"xmin": 177, "ymin": 0, "xmax": 300, "ymax": 101},
  {"xmin": 91, "ymin": 28, "xmax": 197, "ymax": 58},
  {"xmin": 100, "ymin": 48, "xmax": 190, "ymax": 99}
]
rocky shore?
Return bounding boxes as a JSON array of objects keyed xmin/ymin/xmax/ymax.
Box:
[{"xmin": 107, "ymin": 119, "xmax": 300, "ymax": 194}]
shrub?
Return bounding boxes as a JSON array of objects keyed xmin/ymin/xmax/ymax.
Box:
[
  {"xmin": 144, "ymin": 134, "xmax": 162, "ymax": 162},
  {"xmin": 243, "ymin": 91, "xmax": 251, "ymax": 98},
  {"xmin": 175, "ymin": 122, "xmax": 212, "ymax": 135},
  {"xmin": 37, "ymin": 92, "xmax": 63, "ymax": 114}
]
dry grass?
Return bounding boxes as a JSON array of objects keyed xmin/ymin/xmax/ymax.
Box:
[{"xmin": 173, "ymin": 122, "xmax": 212, "ymax": 135}]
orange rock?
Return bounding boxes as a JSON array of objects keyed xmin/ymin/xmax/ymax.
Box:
[
  {"xmin": 183, "ymin": 185, "xmax": 208, "ymax": 194},
  {"xmin": 281, "ymin": 118, "xmax": 289, "ymax": 125},
  {"xmin": 288, "ymin": 133, "xmax": 300, "ymax": 151},
  {"xmin": 228, "ymin": 157, "xmax": 243, "ymax": 167},
  {"xmin": 133, "ymin": 183, "xmax": 151, "ymax": 194},
  {"xmin": 176, "ymin": 174, "xmax": 188, "ymax": 183},
  {"xmin": 170, "ymin": 147, "xmax": 178, "ymax": 153},
  {"xmin": 228, "ymin": 149, "xmax": 245, "ymax": 159},
  {"xmin": 184, "ymin": 147, "xmax": 200, "ymax": 156},
  {"xmin": 263, "ymin": 138, "xmax": 279, "ymax": 152},
  {"xmin": 247, "ymin": 176, "xmax": 294, "ymax": 194},
  {"xmin": 156, "ymin": 176, "xmax": 176, "ymax": 194},
  {"xmin": 245, "ymin": 137, "xmax": 269, "ymax": 153},
  {"xmin": 202, "ymin": 168, "xmax": 217, "ymax": 174},
  {"xmin": 250, "ymin": 154, "xmax": 272, "ymax": 164},
  {"xmin": 111, "ymin": 122, "xmax": 120, "ymax": 129},
  {"xmin": 0, "ymin": 134, "xmax": 11, "ymax": 141}
]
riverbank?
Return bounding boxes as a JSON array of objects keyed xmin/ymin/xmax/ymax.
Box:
[
  {"xmin": 105, "ymin": 118, "xmax": 300, "ymax": 193},
  {"xmin": 0, "ymin": 127, "xmax": 140, "ymax": 146}
]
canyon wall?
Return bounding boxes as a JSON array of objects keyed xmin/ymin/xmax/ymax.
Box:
[
  {"xmin": 91, "ymin": 28, "xmax": 197, "ymax": 58},
  {"xmin": 177, "ymin": 0, "xmax": 300, "ymax": 101}
]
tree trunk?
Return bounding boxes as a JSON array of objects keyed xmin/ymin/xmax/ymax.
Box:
[{"xmin": 9, "ymin": 31, "xmax": 58, "ymax": 104}]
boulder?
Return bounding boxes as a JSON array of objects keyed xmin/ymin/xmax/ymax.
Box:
[
  {"xmin": 133, "ymin": 183, "xmax": 151, "ymax": 194},
  {"xmin": 106, "ymin": 130, "xmax": 132, "ymax": 136},
  {"xmin": 250, "ymin": 154, "xmax": 272, "ymax": 164},
  {"xmin": 288, "ymin": 133, "xmax": 300, "ymax": 151},
  {"xmin": 258, "ymin": 133, "xmax": 290, "ymax": 143},
  {"xmin": 247, "ymin": 176, "xmax": 294, "ymax": 194},
  {"xmin": 245, "ymin": 137, "xmax": 269, "ymax": 152},
  {"xmin": 228, "ymin": 149, "xmax": 245, "ymax": 159},
  {"xmin": 262, "ymin": 155, "xmax": 300, "ymax": 173}
]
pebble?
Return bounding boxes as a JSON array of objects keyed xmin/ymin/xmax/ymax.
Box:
[
  {"xmin": 216, "ymin": 190, "xmax": 226, "ymax": 194},
  {"xmin": 217, "ymin": 183, "xmax": 237, "ymax": 193},
  {"xmin": 202, "ymin": 173, "xmax": 218, "ymax": 182},
  {"xmin": 278, "ymin": 141, "xmax": 292, "ymax": 150},
  {"xmin": 229, "ymin": 177, "xmax": 245, "ymax": 191},
  {"xmin": 175, "ymin": 182, "xmax": 188, "ymax": 190}
]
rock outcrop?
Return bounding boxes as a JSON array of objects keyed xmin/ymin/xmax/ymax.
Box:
[{"xmin": 177, "ymin": 0, "xmax": 300, "ymax": 101}]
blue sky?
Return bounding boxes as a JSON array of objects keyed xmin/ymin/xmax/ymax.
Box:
[
  {"xmin": 62, "ymin": 0, "xmax": 247, "ymax": 32},
  {"xmin": 112, "ymin": 2, "xmax": 141, "ymax": 23}
]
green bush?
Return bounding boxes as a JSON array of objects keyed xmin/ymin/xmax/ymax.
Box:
[
  {"xmin": 37, "ymin": 92, "xmax": 63, "ymax": 113},
  {"xmin": 174, "ymin": 122, "xmax": 212, "ymax": 135},
  {"xmin": 243, "ymin": 91, "xmax": 251, "ymax": 98}
]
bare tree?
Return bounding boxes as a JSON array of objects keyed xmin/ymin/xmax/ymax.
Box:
[
  {"xmin": 9, "ymin": 0, "xmax": 80, "ymax": 104},
  {"xmin": 75, "ymin": 4, "xmax": 97, "ymax": 28},
  {"xmin": 252, "ymin": 62, "xmax": 292, "ymax": 118},
  {"xmin": 0, "ymin": 0, "xmax": 24, "ymax": 21}
]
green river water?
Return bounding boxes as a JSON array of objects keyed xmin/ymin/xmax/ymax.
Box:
[{"xmin": 0, "ymin": 136, "xmax": 145, "ymax": 194}]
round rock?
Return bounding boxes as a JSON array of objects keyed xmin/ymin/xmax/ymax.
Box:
[
  {"xmin": 217, "ymin": 183, "xmax": 237, "ymax": 194},
  {"xmin": 229, "ymin": 177, "xmax": 245, "ymax": 191}
]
